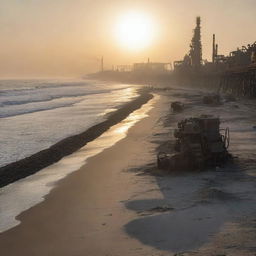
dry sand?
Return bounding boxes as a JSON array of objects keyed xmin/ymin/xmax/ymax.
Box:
[{"xmin": 1, "ymin": 88, "xmax": 256, "ymax": 256}]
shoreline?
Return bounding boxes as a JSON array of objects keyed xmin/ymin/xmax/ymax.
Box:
[
  {"xmin": 0, "ymin": 89, "xmax": 153, "ymax": 188},
  {"xmin": 0, "ymin": 91, "xmax": 166, "ymax": 256}
]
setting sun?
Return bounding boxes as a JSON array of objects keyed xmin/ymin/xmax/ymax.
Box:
[{"xmin": 115, "ymin": 12, "xmax": 155, "ymax": 51}]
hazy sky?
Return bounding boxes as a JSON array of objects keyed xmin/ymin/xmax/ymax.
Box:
[{"xmin": 0, "ymin": 0, "xmax": 255, "ymax": 77}]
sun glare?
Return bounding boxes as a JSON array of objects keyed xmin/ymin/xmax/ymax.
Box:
[{"xmin": 115, "ymin": 12, "xmax": 155, "ymax": 51}]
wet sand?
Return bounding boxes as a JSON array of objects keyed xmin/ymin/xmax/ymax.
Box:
[{"xmin": 1, "ymin": 88, "xmax": 256, "ymax": 256}]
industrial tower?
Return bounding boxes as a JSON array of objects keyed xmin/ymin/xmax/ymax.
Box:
[
  {"xmin": 190, "ymin": 16, "xmax": 202, "ymax": 71},
  {"xmin": 212, "ymin": 34, "xmax": 218, "ymax": 63}
]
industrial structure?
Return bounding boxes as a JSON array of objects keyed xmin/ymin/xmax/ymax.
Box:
[
  {"xmin": 94, "ymin": 16, "xmax": 256, "ymax": 97},
  {"xmin": 133, "ymin": 58, "xmax": 171, "ymax": 73},
  {"xmin": 174, "ymin": 16, "xmax": 202, "ymax": 73},
  {"xmin": 172, "ymin": 16, "xmax": 256, "ymax": 96},
  {"xmin": 174, "ymin": 17, "xmax": 256, "ymax": 72},
  {"xmin": 112, "ymin": 58, "xmax": 171, "ymax": 73},
  {"xmin": 190, "ymin": 16, "xmax": 202, "ymax": 71},
  {"xmin": 217, "ymin": 42, "xmax": 256, "ymax": 96}
]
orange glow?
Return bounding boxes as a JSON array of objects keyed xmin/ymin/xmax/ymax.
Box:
[{"xmin": 114, "ymin": 11, "xmax": 156, "ymax": 51}]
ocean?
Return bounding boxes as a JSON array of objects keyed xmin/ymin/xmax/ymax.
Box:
[
  {"xmin": 0, "ymin": 78, "xmax": 157, "ymax": 233},
  {"xmin": 0, "ymin": 79, "xmax": 139, "ymax": 167}
]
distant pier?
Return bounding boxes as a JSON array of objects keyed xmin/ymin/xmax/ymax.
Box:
[{"xmin": 219, "ymin": 64, "xmax": 256, "ymax": 97}]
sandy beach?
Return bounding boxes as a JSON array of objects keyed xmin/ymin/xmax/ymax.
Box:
[
  {"xmin": 1, "ymin": 88, "xmax": 256, "ymax": 256},
  {"xmin": 0, "ymin": 92, "xmax": 167, "ymax": 256}
]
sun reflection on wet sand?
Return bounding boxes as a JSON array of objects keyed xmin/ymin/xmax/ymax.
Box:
[{"xmin": 114, "ymin": 102, "xmax": 154, "ymax": 135}]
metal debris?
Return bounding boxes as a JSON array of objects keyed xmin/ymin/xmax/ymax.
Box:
[{"xmin": 157, "ymin": 115, "xmax": 231, "ymax": 171}]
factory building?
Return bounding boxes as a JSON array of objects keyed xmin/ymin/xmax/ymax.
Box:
[
  {"xmin": 133, "ymin": 59, "xmax": 171, "ymax": 73},
  {"xmin": 174, "ymin": 16, "xmax": 256, "ymax": 74}
]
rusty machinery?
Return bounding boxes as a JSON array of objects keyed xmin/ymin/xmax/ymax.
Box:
[{"xmin": 157, "ymin": 116, "xmax": 230, "ymax": 171}]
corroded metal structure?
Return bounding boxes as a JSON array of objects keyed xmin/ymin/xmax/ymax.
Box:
[
  {"xmin": 157, "ymin": 116, "xmax": 230, "ymax": 171},
  {"xmin": 219, "ymin": 64, "xmax": 256, "ymax": 97}
]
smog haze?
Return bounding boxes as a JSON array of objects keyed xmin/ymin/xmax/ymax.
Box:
[{"xmin": 0, "ymin": 0, "xmax": 255, "ymax": 77}]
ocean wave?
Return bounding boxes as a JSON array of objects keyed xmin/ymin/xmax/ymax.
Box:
[
  {"xmin": 1, "ymin": 90, "xmax": 110, "ymax": 107},
  {"xmin": 0, "ymin": 79, "xmax": 130, "ymax": 95},
  {"xmin": 0, "ymin": 101, "xmax": 77, "ymax": 118},
  {"xmin": 0, "ymin": 82, "xmax": 133, "ymax": 119},
  {"xmin": 0, "ymin": 80, "xmax": 90, "ymax": 93},
  {"xmin": 0, "ymin": 79, "xmax": 139, "ymax": 168},
  {"xmin": 0, "ymin": 86, "xmax": 131, "ymax": 109}
]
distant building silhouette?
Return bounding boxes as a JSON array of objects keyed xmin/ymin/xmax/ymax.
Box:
[
  {"xmin": 190, "ymin": 16, "xmax": 202, "ymax": 71},
  {"xmin": 133, "ymin": 58, "xmax": 171, "ymax": 73}
]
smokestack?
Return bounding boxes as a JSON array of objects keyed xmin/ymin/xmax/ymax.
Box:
[
  {"xmin": 196, "ymin": 16, "xmax": 201, "ymax": 26},
  {"xmin": 216, "ymin": 44, "xmax": 218, "ymax": 57},
  {"xmin": 212, "ymin": 34, "xmax": 216, "ymax": 63}
]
